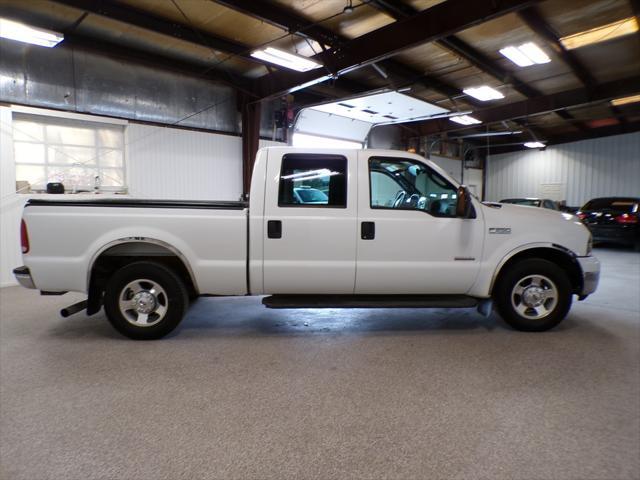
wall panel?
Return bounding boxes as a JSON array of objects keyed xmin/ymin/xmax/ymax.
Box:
[{"xmin": 486, "ymin": 132, "xmax": 640, "ymax": 205}]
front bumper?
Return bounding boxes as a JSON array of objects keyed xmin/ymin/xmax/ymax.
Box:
[
  {"xmin": 577, "ymin": 256, "xmax": 600, "ymax": 297},
  {"xmin": 13, "ymin": 266, "xmax": 36, "ymax": 289}
]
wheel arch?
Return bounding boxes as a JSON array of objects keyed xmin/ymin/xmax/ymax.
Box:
[
  {"xmin": 490, "ymin": 244, "xmax": 583, "ymax": 296},
  {"xmin": 87, "ymin": 238, "xmax": 198, "ymax": 314}
]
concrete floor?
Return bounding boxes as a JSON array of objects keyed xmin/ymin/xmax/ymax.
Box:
[{"xmin": 1, "ymin": 248, "xmax": 639, "ymax": 480}]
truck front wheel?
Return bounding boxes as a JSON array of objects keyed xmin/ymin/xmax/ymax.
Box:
[
  {"xmin": 494, "ymin": 258, "xmax": 572, "ymax": 332},
  {"xmin": 104, "ymin": 261, "xmax": 189, "ymax": 340}
]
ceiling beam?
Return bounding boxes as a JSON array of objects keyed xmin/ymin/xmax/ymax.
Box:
[
  {"xmin": 368, "ymin": 0, "xmax": 539, "ymax": 97},
  {"xmin": 413, "ymin": 74, "xmax": 640, "ymax": 136},
  {"xmin": 369, "ymin": 1, "xmax": 590, "ymax": 131},
  {"xmin": 50, "ymin": 0, "xmax": 376, "ymax": 101},
  {"xmin": 518, "ymin": 7, "xmax": 596, "ymax": 87},
  {"xmin": 487, "ymin": 119, "xmax": 640, "ymax": 154},
  {"xmin": 251, "ymin": 0, "xmax": 539, "ymax": 99},
  {"xmin": 0, "ymin": 8, "xmax": 255, "ymax": 95},
  {"xmin": 212, "ymin": 0, "xmax": 475, "ymax": 103},
  {"xmin": 436, "ymin": 36, "xmax": 541, "ymax": 98},
  {"xmin": 366, "ymin": 0, "xmax": 417, "ymax": 19},
  {"xmin": 53, "ymin": 0, "xmax": 260, "ymax": 61}
]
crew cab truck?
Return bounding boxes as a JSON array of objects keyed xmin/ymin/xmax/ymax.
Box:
[{"xmin": 14, "ymin": 147, "xmax": 600, "ymax": 339}]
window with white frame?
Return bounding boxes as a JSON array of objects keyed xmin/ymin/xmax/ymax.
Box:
[{"xmin": 13, "ymin": 113, "xmax": 126, "ymax": 192}]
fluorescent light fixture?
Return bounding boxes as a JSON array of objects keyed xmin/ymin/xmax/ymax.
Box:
[
  {"xmin": 251, "ymin": 47, "xmax": 321, "ymax": 72},
  {"xmin": 499, "ymin": 46, "xmax": 533, "ymax": 67},
  {"xmin": 611, "ymin": 94, "xmax": 640, "ymax": 106},
  {"xmin": 524, "ymin": 141, "xmax": 546, "ymax": 148},
  {"xmin": 463, "ymin": 86, "xmax": 504, "ymax": 101},
  {"xmin": 449, "ymin": 115, "xmax": 482, "ymax": 125},
  {"xmin": 500, "ymin": 42, "xmax": 550, "ymax": 67},
  {"xmin": 0, "ymin": 18, "xmax": 63, "ymax": 47},
  {"xmin": 519, "ymin": 42, "xmax": 551, "ymax": 64},
  {"xmin": 560, "ymin": 17, "xmax": 638, "ymax": 50}
]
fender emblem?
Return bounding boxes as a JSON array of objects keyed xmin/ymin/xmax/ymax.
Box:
[{"xmin": 489, "ymin": 227, "xmax": 511, "ymax": 234}]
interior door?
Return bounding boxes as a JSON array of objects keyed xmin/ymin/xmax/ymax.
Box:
[
  {"xmin": 262, "ymin": 150, "xmax": 358, "ymax": 294},
  {"xmin": 355, "ymin": 152, "xmax": 484, "ymax": 294}
]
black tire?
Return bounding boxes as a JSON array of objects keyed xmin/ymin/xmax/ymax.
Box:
[
  {"xmin": 494, "ymin": 258, "xmax": 572, "ymax": 332},
  {"xmin": 104, "ymin": 261, "xmax": 189, "ymax": 340}
]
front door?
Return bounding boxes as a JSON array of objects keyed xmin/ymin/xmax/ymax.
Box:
[
  {"xmin": 355, "ymin": 152, "xmax": 484, "ymax": 294},
  {"xmin": 262, "ymin": 150, "xmax": 358, "ymax": 294}
]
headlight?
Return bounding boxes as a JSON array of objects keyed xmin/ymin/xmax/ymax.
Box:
[{"xmin": 586, "ymin": 232, "xmax": 593, "ymax": 255}]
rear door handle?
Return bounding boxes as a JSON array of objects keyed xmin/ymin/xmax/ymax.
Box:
[
  {"xmin": 267, "ymin": 220, "xmax": 282, "ymax": 239},
  {"xmin": 361, "ymin": 221, "xmax": 375, "ymax": 240}
]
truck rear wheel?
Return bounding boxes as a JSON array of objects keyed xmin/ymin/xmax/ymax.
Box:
[
  {"xmin": 494, "ymin": 258, "xmax": 572, "ymax": 332},
  {"xmin": 104, "ymin": 261, "xmax": 188, "ymax": 340}
]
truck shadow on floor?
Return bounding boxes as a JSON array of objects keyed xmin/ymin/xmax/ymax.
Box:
[{"xmin": 47, "ymin": 297, "xmax": 594, "ymax": 340}]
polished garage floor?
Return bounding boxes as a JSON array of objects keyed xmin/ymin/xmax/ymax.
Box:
[{"xmin": 1, "ymin": 248, "xmax": 639, "ymax": 480}]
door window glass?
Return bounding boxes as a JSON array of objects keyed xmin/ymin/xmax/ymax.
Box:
[
  {"xmin": 369, "ymin": 157, "xmax": 458, "ymax": 217},
  {"xmin": 278, "ymin": 154, "xmax": 347, "ymax": 208}
]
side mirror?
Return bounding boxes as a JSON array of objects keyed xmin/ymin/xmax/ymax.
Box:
[{"xmin": 456, "ymin": 185, "xmax": 474, "ymax": 218}]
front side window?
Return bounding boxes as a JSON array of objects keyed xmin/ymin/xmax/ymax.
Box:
[
  {"xmin": 278, "ymin": 154, "xmax": 347, "ymax": 208},
  {"xmin": 369, "ymin": 157, "xmax": 458, "ymax": 217}
]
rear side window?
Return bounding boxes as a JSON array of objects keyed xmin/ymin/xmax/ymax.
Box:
[
  {"xmin": 582, "ymin": 198, "xmax": 639, "ymax": 213},
  {"xmin": 278, "ymin": 154, "xmax": 347, "ymax": 208}
]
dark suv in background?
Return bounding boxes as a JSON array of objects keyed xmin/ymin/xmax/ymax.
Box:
[{"xmin": 577, "ymin": 197, "xmax": 640, "ymax": 251}]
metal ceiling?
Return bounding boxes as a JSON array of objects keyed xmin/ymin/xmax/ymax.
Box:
[{"xmin": 0, "ymin": 0, "xmax": 639, "ymax": 150}]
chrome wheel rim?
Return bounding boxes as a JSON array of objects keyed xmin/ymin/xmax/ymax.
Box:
[
  {"xmin": 118, "ymin": 279, "xmax": 168, "ymax": 327},
  {"xmin": 510, "ymin": 274, "xmax": 558, "ymax": 320}
]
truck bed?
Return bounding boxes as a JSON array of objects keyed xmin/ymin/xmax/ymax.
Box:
[{"xmin": 22, "ymin": 197, "xmax": 249, "ymax": 296}]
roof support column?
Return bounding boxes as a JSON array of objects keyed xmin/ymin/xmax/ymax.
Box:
[{"xmin": 240, "ymin": 96, "xmax": 262, "ymax": 199}]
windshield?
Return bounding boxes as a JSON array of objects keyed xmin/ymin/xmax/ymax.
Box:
[
  {"xmin": 582, "ymin": 198, "xmax": 639, "ymax": 213},
  {"xmin": 501, "ymin": 198, "xmax": 541, "ymax": 207}
]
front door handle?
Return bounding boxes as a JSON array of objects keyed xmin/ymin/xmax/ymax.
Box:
[
  {"xmin": 267, "ymin": 220, "xmax": 282, "ymax": 239},
  {"xmin": 361, "ymin": 221, "xmax": 375, "ymax": 240}
]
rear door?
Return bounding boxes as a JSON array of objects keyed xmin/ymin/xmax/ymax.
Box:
[{"xmin": 262, "ymin": 150, "xmax": 358, "ymax": 294}]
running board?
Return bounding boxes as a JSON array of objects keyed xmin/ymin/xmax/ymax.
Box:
[{"xmin": 262, "ymin": 295, "xmax": 479, "ymax": 309}]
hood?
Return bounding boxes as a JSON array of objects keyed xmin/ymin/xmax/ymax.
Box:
[{"xmin": 480, "ymin": 202, "xmax": 591, "ymax": 256}]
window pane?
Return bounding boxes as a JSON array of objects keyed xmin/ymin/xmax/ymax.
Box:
[
  {"xmin": 14, "ymin": 142, "xmax": 45, "ymax": 164},
  {"xmin": 48, "ymin": 146, "xmax": 96, "ymax": 165},
  {"xmin": 13, "ymin": 114, "xmax": 126, "ymax": 191},
  {"xmin": 46, "ymin": 124, "xmax": 95, "ymax": 146},
  {"xmin": 278, "ymin": 154, "xmax": 347, "ymax": 207},
  {"xmin": 100, "ymin": 168, "xmax": 125, "ymax": 187},
  {"xmin": 13, "ymin": 120, "xmax": 45, "ymax": 142},
  {"xmin": 98, "ymin": 148, "xmax": 124, "ymax": 168},
  {"xmin": 97, "ymin": 128, "xmax": 124, "ymax": 148},
  {"xmin": 16, "ymin": 164, "xmax": 46, "ymax": 188},
  {"xmin": 48, "ymin": 166, "xmax": 98, "ymax": 189},
  {"xmin": 371, "ymin": 171, "xmax": 403, "ymax": 207},
  {"xmin": 369, "ymin": 157, "xmax": 458, "ymax": 217}
]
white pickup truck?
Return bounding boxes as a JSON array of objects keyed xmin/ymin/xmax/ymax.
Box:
[{"xmin": 14, "ymin": 147, "xmax": 600, "ymax": 339}]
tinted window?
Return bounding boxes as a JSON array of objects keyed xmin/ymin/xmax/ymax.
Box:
[
  {"xmin": 369, "ymin": 157, "xmax": 458, "ymax": 217},
  {"xmin": 278, "ymin": 154, "xmax": 347, "ymax": 208},
  {"xmin": 501, "ymin": 198, "xmax": 541, "ymax": 207},
  {"xmin": 582, "ymin": 198, "xmax": 639, "ymax": 213}
]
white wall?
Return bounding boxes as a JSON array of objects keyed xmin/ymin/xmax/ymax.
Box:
[
  {"xmin": 0, "ymin": 108, "xmax": 284, "ymax": 286},
  {"xmin": 0, "ymin": 106, "xmax": 22, "ymax": 287},
  {"xmin": 486, "ymin": 132, "xmax": 640, "ymax": 205},
  {"xmin": 127, "ymin": 125, "xmax": 244, "ymax": 201}
]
